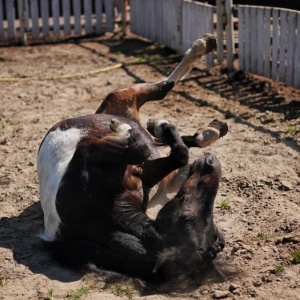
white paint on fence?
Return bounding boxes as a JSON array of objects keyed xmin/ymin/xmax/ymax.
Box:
[{"xmin": 239, "ymin": 5, "xmax": 300, "ymax": 89}]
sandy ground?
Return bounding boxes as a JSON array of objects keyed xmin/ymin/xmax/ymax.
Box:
[{"xmin": 0, "ymin": 32, "xmax": 299, "ymax": 300}]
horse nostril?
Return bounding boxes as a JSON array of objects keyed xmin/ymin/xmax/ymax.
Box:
[{"xmin": 206, "ymin": 154, "xmax": 214, "ymax": 165}]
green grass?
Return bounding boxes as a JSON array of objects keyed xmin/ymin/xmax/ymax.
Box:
[
  {"xmin": 0, "ymin": 275, "xmax": 9, "ymax": 286},
  {"xmin": 148, "ymin": 54, "xmax": 160, "ymax": 62},
  {"xmin": 46, "ymin": 288, "xmax": 54, "ymax": 300},
  {"xmin": 67, "ymin": 286, "xmax": 89, "ymax": 300},
  {"xmin": 273, "ymin": 265, "xmax": 284, "ymax": 275},
  {"xmin": 287, "ymin": 125, "xmax": 297, "ymax": 136},
  {"xmin": 292, "ymin": 250, "xmax": 300, "ymax": 264},
  {"xmin": 257, "ymin": 232, "xmax": 270, "ymax": 240},
  {"xmin": 217, "ymin": 199, "xmax": 230, "ymax": 210},
  {"xmin": 113, "ymin": 279, "xmax": 135, "ymax": 299}
]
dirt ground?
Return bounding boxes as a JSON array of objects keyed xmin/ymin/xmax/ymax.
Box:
[{"xmin": 0, "ymin": 31, "xmax": 299, "ymax": 300}]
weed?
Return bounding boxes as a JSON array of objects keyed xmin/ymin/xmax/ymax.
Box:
[
  {"xmin": 46, "ymin": 288, "xmax": 54, "ymax": 300},
  {"xmin": 257, "ymin": 232, "xmax": 269, "ymax": 240},
  {"xmin": 0, "ymin": 275, "xmax": 9, "ymax": 286},
  {"xmin": 273, "ymin": 265, "xmax": 284, "ymax": 275},
  {"xmin": 67, "ymin": 286, "xmax": 89, "ymax": 300},
  {"xmin": 148, "ymin": 54, "xmax": 160, "ymax": 62},
  {"xmin": 113, "ymin": 279, "xmax": 135, "ymax": 299},
  {"xmin": 292, "ymin": 250, "xmax": 300, "ymax": 264},
  {"xmin": 7, "ymin": 119, "xmax": 21, "ymax": 126},
  {"xmin": 217, "ymin": 199, "xmax": 230, "ymax": 209},
  {"xmin": 287, "ymin": 126, "xmax": 297, "ymax": 136}
]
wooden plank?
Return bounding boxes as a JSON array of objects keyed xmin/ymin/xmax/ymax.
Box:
[
  {"xmin": 271, "ymin": 8, "xmax": 280, "ymax": 80},
  {"xmin": 147, "ymin": 0, "xmax": 156, "ymax": 41},
  {"xmin": 41, "ymin": 0, "xmax": 50, "ymax": 37},
  {"xmin": 182, "ymin": 0, "xmax": 195, "ymax": 53},
  {"xmin": 18, "ymin": 0, "xmax": 26, "ymax": 44},
  {"xmin": 133, "ymin": 0, "xmax": 141, "ymax": 36},
  {"xmin": 164, "ymin": 0, "xmax": 179, "ymax": 51},
  {"xmin": 250, "ymin": 7, "xmax": 257, "ymax": 74},
  {"xmin": 278, "ymin": 9, "xmax": 288, "ymax": 82},
  {"xmin": 263, "ymin": 8, "xmax": 271, "ymax": 78},
  {"xmin": 72, "ymin": 0, "xmax": 81, "ymax": 35},
  {"xmin": 155, "ymin": 0, "xmax": 163, "ymax": 44},
  {"xmin": 257, "ymin": 8, "xmax": 264, "ymax": 76},
  {"xmin": 63, "ymin": 0, "xmax": 71, "ymax": 36},
  {"xmin": 216, "ymin": 0, "xmax": 224, "ymax": 62},
  {"xmin": 0, "ymin": 0, "xmax": 4, "ymax": 39},
  {"xmin": 30, "ymin": 0, "xmax": 39, "ymax": 38},
  {"xmin": 130, "ymin": 0, "xmax": 137, "ymax": 35},
  {"xmin": 238, "ymin": 6, "xmax": 244, "ymax": 70},
  {"xmin": 244, "ymin": 6, "xmax": 251, "ymax": 72},
  {"xmin": 6, "ymin": 0, "xmax": 15, "ymax": 39},
  {"xmin": 293, "ymin": 12, "xmax": 300, "ymax": 89},
  {"xmin": 205, "ymin": 5, "xmax": 214, "ymax": 67},
  {"xmin": 131, "ymin": 0, "xmax": 139, "ymax": 35},
  {"xmin": 175, "ymin": 0, "xmax": 183, "ymax": 51},
  {"xmin": 285, "ymin": 10, "xmax": 297, "ymax": 86},
  {"xmin": 225, "ymin": 0, "xmax": 234, "ymax": 71},
  {"xmin": 95, "ymin": 0, "xmax": 103, "ymax": 34},
  {"xmin": 104, "ymin": 0, "xmax": 114, "ymax": 32},
  {"xmin": 84, "ymin": 0, "xmax": 93, "ymax": 35},
  {"xmin": 52, "ymin": 0, "xmax": 60, "ymax": 37}
]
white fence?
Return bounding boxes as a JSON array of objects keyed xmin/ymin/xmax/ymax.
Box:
[
  {"xmin": 238, "ymin": 5, "xmax": 300, "ymax": 89},
  {"xmin": 1, "ymin": 1, "xmax": 300, "ymax": 89},
  {"xmin": 130, "ymin": 0, "xmax": 214, "ymax": 66},
  {"xmin": 0, "ymin": 0, "xmax": 116, "ymax": 43}
]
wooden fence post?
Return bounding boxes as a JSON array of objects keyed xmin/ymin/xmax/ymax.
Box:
[
  {"xmin": 18, "ymin": 0, "xmax": 27, "ymax": 44},
  {"xmin": 225, "ymin": 0, "xmax": 234, "ymax": 71}
]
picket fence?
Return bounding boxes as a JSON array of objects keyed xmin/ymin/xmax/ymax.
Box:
[
  {"xmin": 130, "ymin": 0, "xmax": 214, "ymax": 66},
  {"xmin": 238, "ymin": 5, "xmax": 300, "ymax": 89},
  {"xmin": 1, "ymin": 1, "xmax": 300, "ymax": 89},
  {"xmin": 0, "ymin": 0, "xmax": 115, "ymax": 43}
]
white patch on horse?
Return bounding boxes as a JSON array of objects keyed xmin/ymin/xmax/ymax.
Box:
[{"xmin": 37, "ymin": 127, "xmax": 85, "ymax": 241}]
